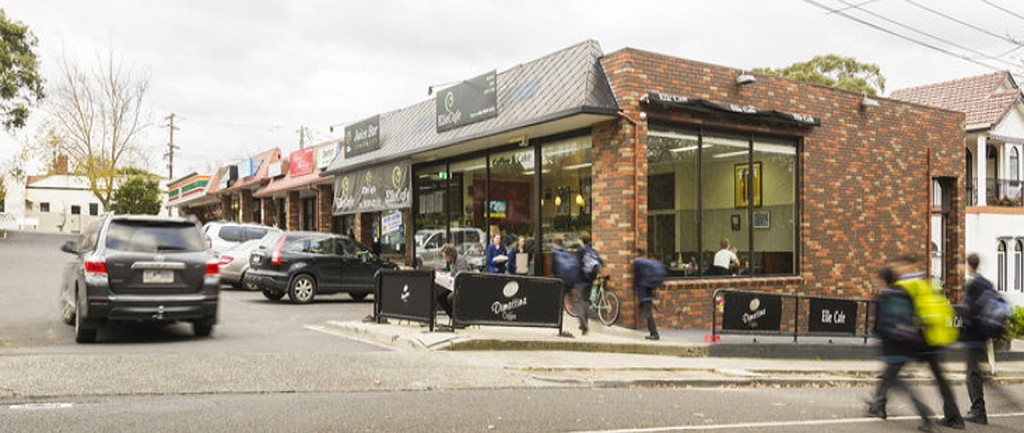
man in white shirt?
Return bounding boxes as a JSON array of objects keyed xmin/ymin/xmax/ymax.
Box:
[{"xmin": 712, "ymin": 237, "xmax": 739, "ymax": 276}]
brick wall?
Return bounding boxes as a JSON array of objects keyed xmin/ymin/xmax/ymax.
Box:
[
  {"xmin": 316, "ymin": 184, "xmax": 333, "ymax": 233},
  {"xmin": 239, "ymin": 189, "xmax": 254, "ymax": 222},
  {"xmin": 596, "ymin": 48, "xmax": 965, "ymax": 330},
  {"xmin": 286, "ymin": 191, "xmax": 300, "ymax": 231},
  {"xmin": 261, "ymin": 197, "xmax": 277, "ymax": 228}
]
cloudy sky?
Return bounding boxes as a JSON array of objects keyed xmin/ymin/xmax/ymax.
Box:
[{"xmin": 2, "ymin": 0, "xmax": 1023, "ymax": 177}]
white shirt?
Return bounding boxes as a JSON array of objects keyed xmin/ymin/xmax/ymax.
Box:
[{"xmin": 713, "ymin": 248, "xmax": 738, "ymax": 269}]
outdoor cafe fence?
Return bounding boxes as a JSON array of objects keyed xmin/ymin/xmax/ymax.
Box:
[{"xmin": 710, "ymin": 288, "xmax": 875, "ymax": 343}]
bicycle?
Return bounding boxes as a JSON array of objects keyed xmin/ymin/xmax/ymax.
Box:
[{"xmin": 563, "ymin": 274, "xmax": 620, "ymax": 326}]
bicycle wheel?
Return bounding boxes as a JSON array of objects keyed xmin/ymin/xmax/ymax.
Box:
[
  {"xmin": 596, "ymin": 291, "xmax": 620, "ymax": 326},
  {"xmin": 563, "ymin": 290, "xmax": 579, "ymax": 317}
]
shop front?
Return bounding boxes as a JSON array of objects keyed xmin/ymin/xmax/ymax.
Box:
[
  {"xmin": 331, "ymin": 159, "xmax": 413, "ymax": 265},
  {"xmin": 254, "ymin": 141, "xmax": 339, "ymax": 232},
  {"xmin": 215, "ymin": 148, "xmax": 281, "ymax": 225}
]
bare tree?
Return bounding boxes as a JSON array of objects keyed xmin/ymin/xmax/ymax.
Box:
[{"xmin": 43, "ymin": 48, "xmax": 150, "ymax": 208}]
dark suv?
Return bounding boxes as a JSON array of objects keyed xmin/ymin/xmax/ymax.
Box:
[
  {"xmin": 245, "ymin": 232, "xmax": 396, "ymax": 303},
  {"xmin": 59, "ymin": 215, "xmax": 220, "ymax": 343}
]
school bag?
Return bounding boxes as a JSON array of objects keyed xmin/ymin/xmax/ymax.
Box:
[
  {"xmin": 897, "ymin": 277, "xmax": 958, "ymax": 347},
  {"xmin": 552, "ymin": 247, "xmax": 582, "ymax": 288},
  {"xmin": 974, "ymin": 288, "xmax": 1011, "ymax": 339},
  {"xmin": 875, "ymin": 288, "xmax": 922, "ymax": 344},
  {"xmin": 634, "ymin": 257, "xmax": 667, "ymax": 289},
  {"xmin": 580, "ymin": 246, "xmax": 603, "ymax": 281}
]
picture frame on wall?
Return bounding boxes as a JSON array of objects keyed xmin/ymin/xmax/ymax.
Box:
[
  {"xmin": 753, "ymin": 210, "xmax": 771, "ymax": 229},
  {"xmin": 734, "ymin": 162, "xmax": 763, "ymax": 208},
  {"xmin": 731, "ymin": 214, "xmax": 741, "ymax": 231}
]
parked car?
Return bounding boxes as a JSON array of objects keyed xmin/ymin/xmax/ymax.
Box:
[
  {"xmin": 414, "ymin": 227, "xmax": 486, "ymax": 270},
  {"xmin": 245, "ymin": 232, "xmax": 397, "ymax": 303},
  {"xmin": 201, "ymin": 221, "xmax": 278, "ymax": 256},
  {"xmin": 58, "ymin": 214, "xmax": 219, "ymax": 343},
  {"xmin": 217, "ymin": 238, "xmax": 264, "ymax": 290}
]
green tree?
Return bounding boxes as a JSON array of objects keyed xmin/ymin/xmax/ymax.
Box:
[
  {"xmin": 0, "ymin": 8, "xmax": 44, "ymax": 130},
  {"xmin": 754, "ymin": 54, "xmax": 886, "ymax": 96},
  {"xmin": 111, "ymin": 175, "xmax": 161, "ymax": 215}
]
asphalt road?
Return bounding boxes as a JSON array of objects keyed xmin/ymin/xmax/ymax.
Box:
[{"xmin": 3, "ymin": 231, "xmax": 1024, "ymax": 432}]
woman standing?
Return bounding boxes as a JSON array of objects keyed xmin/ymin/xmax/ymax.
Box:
[
  {"xmin": 507, "ymin": 236, "xmax": 530, "ymax": 275},
  {"xmin": 485, "ymin": 234, "xmax": 508, "ymax": 274}
]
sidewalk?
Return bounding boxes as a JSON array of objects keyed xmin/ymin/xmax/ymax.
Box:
[{"xmin": 324, "ymin": 317, "xmax": 1024, "ymax": 387}]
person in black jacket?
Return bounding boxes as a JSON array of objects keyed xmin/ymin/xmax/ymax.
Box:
[
  {"xmin": 633, "ymin": 249, "xmax": 665, "ymax": 340},
  {"xmin": 866, "ymin": 265, "xmax": 939, "ymax": 432},
  {"xmin": 962, "ymin": 252, "xmax": 993, "ymax": 425}
]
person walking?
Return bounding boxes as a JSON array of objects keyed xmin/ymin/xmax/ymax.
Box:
[
  {"xmin": 485, "ymin": 233, "xmax": 508, "ymax": 274},
  {"xmin": 575, "ymin": 231, "xmax": 603, "ymax": 336},
  {"xmin": 633, "ymin": 249, "xmax": 667, "ymax": 340},
  {"xmin": 866, "ymin": 265, "xmax": 937, "ymax": 432},
  {"xmin": 552, "ymin": 234, "xmax": 582, "ymax": 337},
  {"xmin": 962, "ymin": 252, "xmax": 995, "ymax": 425}
]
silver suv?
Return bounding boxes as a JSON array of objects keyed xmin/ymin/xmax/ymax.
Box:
[
  {"xmin": 202, "ymin": 221, "xmax": 277, "ymax": 256},
  {"xmin": 59, "ymin": 215, "xmax": 220, "ymax": 343}
]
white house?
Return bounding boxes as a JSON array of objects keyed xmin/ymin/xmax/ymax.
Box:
[
  {"xmin": 892, "ymin": 71, "xmax": 1024, "ymax": 305},
  {"xmin": 24, "ymin": 175, "xmax": 109, "ymax": 234}
]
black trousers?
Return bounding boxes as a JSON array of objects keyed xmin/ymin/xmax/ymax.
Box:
[
  {"xmin": 873, "ymin": 360, "xmax": 934, "ymax": 421},
  {"xmin": 875, "ymin": 351, "xmax": 961, "ymax": 421},
  {"xmin": 966, "ymin": 344, "xmax": 987, "ymax": 414},
  {"xmin": 639, "ymin": 300, "xmax": 658, "ymax": 337}
]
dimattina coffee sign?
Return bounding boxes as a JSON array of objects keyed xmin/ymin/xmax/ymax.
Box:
[
  {"xmin": 435, "ymin": 70, "xmax": 497, "ymax": 132},
  {"xmin": 333, "ymin": 160, "xmax": 411, "ymax": 215},
  {"xmin": 452, "ymin": 273, "xmax": 563, "ymax": 328},
  {"xmin": 721, "ymin": 291, "xmax": 782, "ymax": 332}
]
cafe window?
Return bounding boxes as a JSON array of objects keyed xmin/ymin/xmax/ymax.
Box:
[
  {"xmin": 414, "ymin": 163, "xmax": 449, "ymax": 270},
  {"xmin": 647, "ymin": 126, "xmax": 798, "ymax": 278},
  {"xmin": 540, "ymin": 135, "xmax": 592, "ymax": 272},
  {"xmin": 447, "ymin": 157, "xmax": 489, "ymax": 271},
  {"xmin": 490, "ymin": 147, "xmax": 537, "ymax": 275},
  {"xmin": 376, "ymin": 210, "xmax": 406, "ymax": 256}
]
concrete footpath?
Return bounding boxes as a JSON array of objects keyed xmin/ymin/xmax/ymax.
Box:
[{"xmin": 324, "ymin": 317, "xmax": 1024, "ymax": 388}]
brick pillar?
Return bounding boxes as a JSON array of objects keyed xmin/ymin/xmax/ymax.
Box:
[
  {"xmin": 239, "ymin": 189, "xmax": 255, "ymax": 222},
  {"xmin": 316, "ymin": 184, "xmax": 334, "ymax": 233},
  {"xmin": 220, "ymin": 195, "xmax": 233, "ymax": 221},
  {"xmin": 286, "ymin": 191, "xmax": 301, "ymax": 231},
  {"xmin": 261, "ymin": 196, "xmax": 277, "ymax": 228},
  {"xmin": 592, "ymin": 116, "xmax": 644, "ymax": 329},
  {"xmin": 354, "ymin": 212, "xmax": 376, "ymax": 249}
]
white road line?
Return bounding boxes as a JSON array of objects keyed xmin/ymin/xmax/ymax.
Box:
[
  {"xmin": 303, "ymin": 325, "xmax": 397, "ymax": 351},
  {"xmin": 9, "ymin": 403, "xmax": 73, "ymax": 410},
  {"xmin": 571, "ymin": 412, "xmax": 1024, "ymax": 433}
]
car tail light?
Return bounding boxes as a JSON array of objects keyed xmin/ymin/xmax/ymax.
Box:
[
  {"xmin": 218, "ymin": 255, "xmax": 233, "ymax": 266},
  {"xmin": 271, "ymin": 236, "xmax": 287, "ymax": 265},
  {"xmin": 205, "ymin": 259, "xmax": 220, "ymax": 275},
  {"xmin": 84, "ymin": 259, "xmax": 107, "ymax": 276}
]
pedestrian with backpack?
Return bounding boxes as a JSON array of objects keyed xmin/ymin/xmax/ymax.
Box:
[
  {"xmin": 633, "ymin": 249, "xmax": 667, "ymax": 340},
  {"xmin": 575, "ymin": 231, "xmax": 603, "ymax": 336},
  {"xmin": 552, "ymin": 234, "xmax": 583, "ymax": 335},
  {"xmin": 961, "ymin": 252, "xmax": 1010, "ymax": 425}
]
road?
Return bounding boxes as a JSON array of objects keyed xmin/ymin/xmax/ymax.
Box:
[{"xmin": 2, "ymin": 231, "xmax": 1023, "ymax": 432}]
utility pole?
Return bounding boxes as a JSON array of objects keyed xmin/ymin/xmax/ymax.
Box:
[
  {"xmin": 163, "ymin": 113, "xmax": 180, "ymax": 179},
  {"xmin": 297, "ymin": 125, "xmax": 308, "ymax": 149}
]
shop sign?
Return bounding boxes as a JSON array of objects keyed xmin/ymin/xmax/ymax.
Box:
[
  {"xmin": 289, "ymin": 147, "xmax": 316, "ymax": 176},
  {"xmin": 436, "ymin": 70, "xmax": 497, "ymax": 132},
  {"xmin": 333, "ymin": 160, "xmax": 411, "ymax": 215},
  {"xmin": 451, "ymin": 273, "xmax": 564, "ymax": 329},
  {"xmin": 267, "ymin": 161, "xmax": 283, "ymax": 178},
  {"xmin": 381, "ymin": 210, "xmax": 402, "ymax": 235},
  {"xmin": 721, "ymin": 291, "xmax": 782, "ymax": 332},
  {"xmin": 807, "ymin": 298, "xmax": 858, "ymax": 334},
  {"xmin": 167, "ymin": 176, "xmax": 210, "ymax": 202},
  {"xmin": 217, "ymin": 165, "xmax": 238, "ymax": 190},
  {"xmin": 344, "ymin": 115, "xmax": 380, "ymax": 159},
  {"xmin": 316, "ymin": 142, "xmax": 340, "ymax": 169},
  {"xmin": 238, "ymin": 158, "xmax": 255, "ymax": 178},
  {"xmin": 643, "ymin": 92, "xmax": 820, "ymax": 127}
]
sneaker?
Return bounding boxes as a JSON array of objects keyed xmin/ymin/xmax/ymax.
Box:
[
  {"xmin": 964, "ymin": 410, "xmax": 988, "ymax": 425},
  {"xmin": 579, "ymin": 327, "xmax": 589, "ymax": 336},
  {"xmin": 936, "ymin": 417, "xmax": 965, "ymax": 430},
  {"xmin": 865, "ymin": 403, "xmax": 887, "ymax": 420},
  {"xmin": 645, "ymin": 334, "xmax": 660, "ymax": 341}
]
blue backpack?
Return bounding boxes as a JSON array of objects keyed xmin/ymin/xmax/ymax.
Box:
[
  {"xmin": 553, "ymin": 248, "xmax": 582, "ymax": 287},
  {"xmin": 974, "ymin": 288, "xmax": 1012, "ymax": 339}
]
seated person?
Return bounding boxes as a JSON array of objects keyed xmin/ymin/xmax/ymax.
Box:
[
  {"xmin": 435, "ymin": 244, "xmax": 472, "ymax": 316},
  {"xmin": 710, "ymin": 237, "xmax": 739, "ymax": 276}
]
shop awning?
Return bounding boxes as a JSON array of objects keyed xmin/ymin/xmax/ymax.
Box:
[
  {"xmin": 332, "ymin": 160, "xmax": 411, "ymax": 215},
  {"xmin": 642, "ymin": 92, "xmax": 821, "ymax": 127},
  {"xmin": 254, "ymin": 141, "xmax": 339, "ymax": 198},
  {"xmin": 219, "ymin": 148, "xmax": 282, "ymax": 193}
]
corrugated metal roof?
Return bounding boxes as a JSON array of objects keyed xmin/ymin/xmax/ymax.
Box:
[
  {"xmin": 889, "ymin": 71, "xmax": 1021, "ymax": 129},
  {"xmin": 322, "ymin": 39, "xmax": 618, "ymax": 176}
]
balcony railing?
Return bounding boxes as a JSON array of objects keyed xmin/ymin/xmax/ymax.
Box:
[{"xmin": 966, "ymin": 178, "xmax": 1024, "ymax": 207}]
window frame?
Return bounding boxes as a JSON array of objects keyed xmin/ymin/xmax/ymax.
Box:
[{"xmin": 998, "ymin": 240, "xmax": 1007, "ymax": 292}]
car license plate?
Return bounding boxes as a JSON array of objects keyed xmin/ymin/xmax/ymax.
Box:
[{"xmin": 142, "ymin": 269, "xmax": 174, "ymax": 284}]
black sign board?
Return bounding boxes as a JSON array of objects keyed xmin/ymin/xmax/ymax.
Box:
[
  {"xmin": 344, "ymin": 115, "xmax": 381, "ymax": 159},
  {"xmin": 643, "ymin": 92, "xmax": 820, "ymax": 127},
  {"xmin": 333, "ymin": 160, "xmax": 411, "ymax": 215},
  {"xmin": 436, "ymin": 70, "xmax": 497, "ymax": 132},
  {"xmin": 452, "ymin": 273, "xmax": 563, "ymax": 329},
  {"xmin": 721, "ymin": 291, "xmax": 783, "ymax": 332},
  {"xmin": 807, "ymin": 298, "xmax": 859, "ymax": 334},
  {"xmin": 375, "ymin": 270, "xmax": 436, "ymax": 330}
]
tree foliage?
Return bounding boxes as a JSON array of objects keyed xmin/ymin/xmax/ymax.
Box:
[
  {"xmin": 43, "ymin": 48, "xmax": 150, "ymax": 208},
  {"xmin": 0, "ymin": 8, "xmax": 44, "ymax": 130},
  {"xmin": 754, "ymin": 54, "xmax": 886, "ymax": 96},
  {"xmin": 111, "ymin": 174, "xmax": 161, "ymax": 215}
]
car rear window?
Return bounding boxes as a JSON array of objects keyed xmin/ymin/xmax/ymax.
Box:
[
  {"xmin": 218, "ymin": 226, "xmax": 245, "ymax": 242},
  {"xmin": 105, "ymin": 221, "xmax": 206, "ymax": 253},
  {"xmin": 244, "ymin": 227, "xmax": 269, "ymax": 241}
]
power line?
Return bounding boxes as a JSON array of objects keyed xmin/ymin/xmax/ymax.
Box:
[
  {"xmin": 803, "ymin": 0, "xmax": 1008, "ymax": 74},
  {"xmin": 980, "ymin": 0, "xmax": 1024, "ymax": 24},
  {"xmin": 904, "ymin": 0, "xmax": 1024, "ymax": 45}
]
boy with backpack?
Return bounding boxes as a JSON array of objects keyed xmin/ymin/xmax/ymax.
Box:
[
  {"xmin": 633, "ymin": 249, "xmax": 667, "ymax": 340},
  {"xmin": 575, "ymin": 232, "xmax": 603, "ymax": 335},
  {"xmin": 552, "ymin": 234, "xmax": 583, "ymax": 335},
  {"xmin": 961, "ymin": 252, "xmax": 1011, "ymax": 425}
]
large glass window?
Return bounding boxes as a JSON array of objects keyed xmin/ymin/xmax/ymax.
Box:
[
  {"xmin": 541, "ymin": 136, "xmax": 592, "ymax": 275},
  {"xmin": 449, "ymin": 157, "xmax": 488, "ymax": 271},
  {"xmin": 414, "ymin": 163, "xmax": 448, "ymax": 270},
  {"xmin": 490, "ymin": 148, "xmax": 537, "ymax": 275},
  {"xmin": 647, "ymin": 126, "xmax": 798, "ymax": 278}
]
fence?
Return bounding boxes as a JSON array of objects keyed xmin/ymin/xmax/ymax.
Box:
[{"xmin": 710, "ymin": 288, "xmax": 874, "ymax": 343}]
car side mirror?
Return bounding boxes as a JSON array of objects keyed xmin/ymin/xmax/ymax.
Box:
[{"xmin": 60, "ymin": 241, "xmax": 79, "ymax": 254}]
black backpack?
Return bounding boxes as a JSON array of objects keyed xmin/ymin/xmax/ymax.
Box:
[{"xmin": 974, "ymin": 288, "xmax": 1011, "ymax": 339}]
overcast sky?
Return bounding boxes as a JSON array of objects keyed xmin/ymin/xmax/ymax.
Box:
[{"xmin": 2, "ymin": 0, "xmax": 1023, "ymax": 177}]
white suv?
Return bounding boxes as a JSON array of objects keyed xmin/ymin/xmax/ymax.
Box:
[
  {"xmin": 414, "ymin": 227, "xmax": 486, "ymax": 270},
  {"xmin": 202, "ymin": 222, "xmax": 278, "ymax": 256}
]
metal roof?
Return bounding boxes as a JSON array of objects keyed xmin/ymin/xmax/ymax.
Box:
[{"xmin": 322, "ymin": 39, "xmax": 618, "ymax": 176}]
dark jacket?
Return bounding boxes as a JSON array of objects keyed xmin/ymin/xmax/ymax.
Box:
[
  {"xmin": 962, "ymin": 273, "xmax": 995, "ymax": 343},
  {"xmin": 485, "ymin": 243, "xmax": 507, "ymax": 274},
  {"xmin": 874, "ymin": 286, "xmax": 926, "ymax": 361},
  {"xmin": 633, "ymin": 257, "xmax": 665, "ymax": 302}
]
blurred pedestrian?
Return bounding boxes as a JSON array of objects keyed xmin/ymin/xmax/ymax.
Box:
[
  {"xmin": 633, "ymin": 248, "xmax": 667, "ymax": 340},
  {"xmin": 575, "ymin": 231, "xmax": 603, "ymax": 336},
  {"xmin": 962, "ymin": 252, "xmax": 1000, "ymax": 425},
  {"xmin": 485, "ymin": 233, "xmax": 508, "ymax": 274},
  {"xmin": 552, "ymin": 234, "xmax": 582, "ymax": 337}
]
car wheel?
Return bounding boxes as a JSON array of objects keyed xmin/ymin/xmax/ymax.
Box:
[
  {"xmin": 74, "ymin": 305, "xmax": 97, "ymax": 343},
  {"xmin": 350, "ymin": 292, "xmax": 369, "ymax": 301},
  {"xmin": 193, "ymin": 319, "xmax": 214, "ymax": 337},
  {"xmin": 262, "ymin": 289, "xmax": 285, "ymax": 301},
  {"xmin": 60, "ymin": 297, "xmax": 76, "ymax": 326},
  {"xmin": 288, "ymin": 274, "xmax": 316, "ymax": 304}
]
